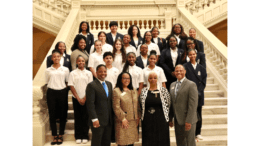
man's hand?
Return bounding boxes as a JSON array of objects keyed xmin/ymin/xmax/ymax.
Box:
[
  {"xmin": 169, "ymin": 121, "xmax": 174, "ymax": 127},
  {"xmin": 185, "ymin": 122, "xmax": 191, "ymax": 131},
  {"xmin": 93, "ymin": 120, "xmax": 100, "ymax": 128}
]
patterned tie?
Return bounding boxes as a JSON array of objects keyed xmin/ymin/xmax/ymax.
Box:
[
  {"xmin": 102, "ymin": 82, "xmax": 109, "ymax": 97},
  {"xmin": 175, "ymin": 81, "xmax": 181, "ymax": 98}
]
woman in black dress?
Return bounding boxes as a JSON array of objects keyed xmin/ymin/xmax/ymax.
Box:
[{"xmin": 140, "ymin": 72, "xmax": 171, "ymax": 146}]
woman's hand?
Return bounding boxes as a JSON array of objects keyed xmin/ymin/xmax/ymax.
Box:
[{"xmin": 122, "ymin": 118, "xmax": 129, "ymax": 129}]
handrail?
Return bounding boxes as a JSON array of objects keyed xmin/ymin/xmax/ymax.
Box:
[{"xmin": 33, "ymin": 0, "xmax": 71, "ymax": 16}]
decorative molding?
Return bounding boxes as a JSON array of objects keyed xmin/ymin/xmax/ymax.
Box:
[{"xmin": 203, "ymin": 11, "xmax": 227, "ymax": 28}]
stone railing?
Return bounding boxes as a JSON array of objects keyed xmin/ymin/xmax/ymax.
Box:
[
  {"xmin": 177, "ymin": 7, "xmax": 227, "ymax": 96},
  {"xmin": 86, "ymin": 16, "xmax": 166, "ymax": 31},
  {"xmin": 33, "ymin": 5, "xmax": 79, "ymax": 146},
  {"xmin": 185, "ymin": 0, "xmax": 227, "ymax": 27},
  {"xmin": 33, "ymin": 0, "xmax": 71, "ymax": 16}
]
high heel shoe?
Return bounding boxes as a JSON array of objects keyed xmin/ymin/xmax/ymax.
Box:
[
  {"xmin": 57, "ymin": 135, "xmax": 63, "ymax": 145},
  {"xmin": 51, "ymin": 136, "xmax": 58, "ymax": 145}
]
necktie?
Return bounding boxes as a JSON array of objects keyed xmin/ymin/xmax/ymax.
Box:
[
  {"xmin": 102, "ymin": 82, "xmax": 109, "ymax": 97},
  {"xmin": 175, "ymin": 81, "xmax": 181, "ymax": 98}
]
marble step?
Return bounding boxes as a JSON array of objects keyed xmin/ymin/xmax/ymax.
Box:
[
  {"xmin": 204, "ymin": 97, "xmax": 227, "ymax": 105},
  {"xmin": 46, "ymin": 124, "xmax": 227, "ymax": 142},
  {"xmin": 207, "ymin": 77, "xmax": 214, "ymax": 84},
  {"xmin": 205, "ymin": 84, "xmax": 219, "ymax": 91},
  {"xmin": 202, "ymin": 105, "xmax": 227, "ymax": 115},
  {"xmin": 204, "ymin": 90, "xmax": 224, "ymax": 97},
  {"xmin": 44, "ymin": 135, "xmax": 227, "ymax": 146}
]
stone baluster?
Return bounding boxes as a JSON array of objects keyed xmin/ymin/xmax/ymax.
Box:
[
  {"xmin": 93, "ymin": 20, "xmax": 96, "ymax": 30},
  {"xmin": 141, "ymin": 19, "xmax": 144, "ymax": 29},
  {"xmin": 122, "ymin": 20, "xmax": 125, "ymax": 30},
  {"xmin": 97, "ymin": 20, "xmax": 100, "ymax": 30},
  {"xmin": 154, "ymin": 19, "xmax": 157, "ymax": 27}
]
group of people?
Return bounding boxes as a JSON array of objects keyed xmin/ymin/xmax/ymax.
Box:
[{"xmin": 45, "ymin": 20, "xmax": 207, "ymax": 146}]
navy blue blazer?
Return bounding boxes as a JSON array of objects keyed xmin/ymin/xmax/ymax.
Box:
[
  {"xmin": 183, "ymin": 62, "xmax": 207, "ymax": 106},
  {"xmin": 136, "ymin": 56, "xmax": 149, "ymax": 69},
  {"xmin": 181, "ymin": 52, "xmax": 206, "ymax": 69},
  {"xmin": 160, "ymin": 47, "xmax": 184, "ymax": 89},
  {"xmin": 46, "ymin": 53, "xmax": 72, "ymax": 71},
  {"xmin": 196, "ymin": 39, "xmax": 204, "ymax": 53},
  {"xmin": 106, "ymin": 32, "xmax": 124, "ymax": 46},
  {"xmin": 165, "ymin": 39, "xmax": 185, "ymax": 51},
  {"xmin": 151, "ymin": 37, "xmax": 166, "ymax": 52},
  {"xmin": 130, "ymin": 36, "xmax": 143, "ymax": 49}
]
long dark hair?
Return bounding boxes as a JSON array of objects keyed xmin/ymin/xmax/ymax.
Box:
[
  {"xmin": 54, "ymin": 41, "xmax": 67, "ymax": 54},
  {"xmin": 181, "ymin": 37, "xmax": 200, "ymax": 62},
  {"xmin": 122, "ymin": 52, "xmax": 136, "ymax": 72},
  {"xmin": 128, "ymin": 25, "xmax": 141, "ymax": 38},
  {"xmin": 98, "ymin": 31, "xmax": 108, "ymax": 43},
  {"xmin": 78, "ymin": 21, "xmax": 90, "ymax": 33},
  {"xmin": 71, "ymin": 35, "xmax": 88, "ymax": 52},
  {"xmin": 166, "ymin": 35, "xmax": 178, "ymax": 48},
  {"xmin": 142, "ymin": 31, "xmax": 152, "ymax": 44},
  {"xmin": 112, "ymin": 39, "xmax": 126, "ymax": 63},
  {"xmin": 166, "ymin": 23, "xmax": 187, "ymax": 40},
  {"xmin": 115, "ymin": 72, "xmax": 134, "ymax": 92}
]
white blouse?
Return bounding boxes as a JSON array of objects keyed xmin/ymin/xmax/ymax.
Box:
[
  {"xmin": 125, "ymin": 45, "xmax": 137, "ymax": 55},
  {"xmin": 171, "ymin": 47, "xmax": 178, "ymax": 67},
  {"xmin": 143, "ymin": 65, "xmax": 167, "ymax": 87},
  {"xmin": 89, "ymin": 43, "xmax": 113, "ymax": 54},
  {"xmin": 88, "ymin": 52, "xmax": 105, "ymax": 70},
  {"xmin": 68, "ymin": 68, "xmax": 93, "ymax": 99},
  {"xmin": 45, "ymin": 65, "xmax": 70, "ymax": 90},
  {"xmin": 136, "ymin": 43, "xmax": 160, "ymax": 57},
  {"xmin": 106, "ymin": 67, "xmax": 120, "ymax": 88},
  {"xmin": 112, "ymin": 53, "xmax": 125, "ymax": 72},
  {"xmin": 128, "ymin": 65, "xmax": 144, "ymax": 89}
]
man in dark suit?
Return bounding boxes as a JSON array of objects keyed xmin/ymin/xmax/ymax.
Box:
[
  {"xmin": 136, "ymin": 44, "xmax": 149, "ymax": 69},
  {"xmin": 86, "ymin": 64, "xmax": 113, "ymax": 146},
  {"xmin": 106, "ymin": 21, "xmax": 124, "ymax": 46},
  {"xmin": 169, "ymin": 65, "xmax": 198, "ymax": 146}
]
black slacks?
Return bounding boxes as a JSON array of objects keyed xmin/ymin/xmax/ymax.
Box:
[
  {"xmin": 72, "ymin": 97, "xmax": 89, "ymax": 139},
  {"xmin": 90, "ymin": 124, "xmax": 112, "ymax": 146},
  {"xmin": 46, "ymin": 88, "xmax": 68, "ymax": 136},
  {"xmin": 195, "ymin": 106, "xmax": 202, "ymax": 136}
]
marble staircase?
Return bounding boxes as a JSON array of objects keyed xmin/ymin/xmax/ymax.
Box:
[{"xmin": 44, "ymin": 71, "xmax": 228, "ymax": 146}]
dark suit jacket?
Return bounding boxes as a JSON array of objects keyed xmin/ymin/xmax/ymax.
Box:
[
  {"xmin": 181, "ymin": 52, "xmax": 206, "ymax": 68},
  {"xmin": 151, "ymin": 37, "xmax": 166, "ymax": 52},
  {"xmin": 160, "ymin": 48, "xmax": 184, "ymax": 89},
  {"xmin": 46, "ymin": 54, "xmax": 72, "ymax": 71},
  {"xmin": 136, "ymin": 56, "xmax": 149, "ymax": 69},
  {"xmin": 86, "ymin": 79, "xmax": 113, "ymax": 127},
  {"xmin": 106, "ymin": 32, "xmax": 124, "ymax": 46},
  {"xmin": 130, "ymin": 36, "xmax": 143, "ymax": 49},
  {"xmin": 183, "ymin": 62, "xmax": 207, "ymax": 106},
  {"xmin": 196, "ymin": 39, "xmax": 204, "ymax": 53},
  {"xmin": 165, "ymin": 39, "xmax": 185, "ymax": 51}
]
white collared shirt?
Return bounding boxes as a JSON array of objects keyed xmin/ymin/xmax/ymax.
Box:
[
  {"xmin": 191, "ymin": 62, "xmax": 197, "ymax": 70},
  {"xmin": 143, "ymin": 65, "xmax": 167, "ymax": 87},
  {"xmin": 125, "ymin": 45, "xmax": 137, "ymax": 55},
  {"xmin": 141, "ymin": 55, "xmax": 148, "ymax": 68},
  {"xmin": 106, "ymin": 67, "xmax": 120, "ymax": 88},
  {"xmin": 174, "ymin": 34, "xmax": 180, "ymax": 45},
  {"xmin": 175, "ymin": 77, "xmax": 186, "ymax": 93},
  {"xmin": 128, "ymin": 65, "xmax": 144, "ymax": 89},
  {"xmin": 112, "ymin": 53, "xmax": 125, "ymax": 72},
  {"xmin": 60, "ymin": 53, "xmax": 66, "ymax": 66},
  {"xmin": 68, "ymin": 68, "xmax": 93, "ymax": 99},
  {"xmin": 112, "ymin": 33, "xmax": 117, "ymax": 42},
  {"xmin": 88, "ymin": 52, "xmax": 105, "ymax": 70},
  {"xmin": 136, "ymin": 43, "xmax": 160, "ymax": 57},
  {"xmin": 45, "ymin": 65, "xmax": 70, "ymax": 90},
  {"xmin": 89, "ymin": 43, "xmax": 113, "ymax": 54},
  {"xmin": 170, "ymin": 47, "xmax": 178, "ymax": 67},
  {"xmin": 153, "ymin": 37, "xmax": 158, "ymax": 44}
]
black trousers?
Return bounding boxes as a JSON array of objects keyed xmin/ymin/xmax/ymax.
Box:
[
  {"xmin": 72, "ymin": 97, "xmax": 89, "ymax": 139},
  {"xmin": 91, "ymin": 125, "xmax": 112, "ymax": 146},
  {"xmin": 195, "ymin": 106, "xmax": 202, "ymax": 136},
  {"xmin": 46, "ymin": 88, "xmax": 68, "ymax": 136}
]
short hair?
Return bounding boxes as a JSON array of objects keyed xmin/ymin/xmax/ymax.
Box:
[
  {"xmin": 109, "ymin": 21, "xmax": 118, "ymax": 28},
  {"xmin": 175, "ymin": 64, "xmax": 186, "ymax": 71},
  {"xmin": 52, "ymin": 49, "xmax": 61, "ymax": 55},
  {"xmin": 96, "ymin": 64, "xmax": 107, "ymax": 72},
  {"xmin": 148, "ymin": 50, "xmax": 157, "ymax": 59},
  {"xmin": 151, "ymin": 26, "xmax": 160, "ymax": 35},
  {"xmin": 103, "ymin": 52, "xmax": 114, "ymax": 59},
  {"xmin": 78, "ymin": 21, "xmax": 90, "ymax": 33},
  {"xmin": 187, "ymin": 49, "xmax": 197, "ymax": 55},
  {"xmin": 54, "ymin": 41, "xmax": 67, "ymax": 54},
  {"xmin": 115, "ymin": 72, "xmax": 134, "ymax": 92},
  {"xmin": 148, "ymin": 71, "xmax": 158, "ymax": 78},
  {"xmin": 140, "ymin": 44, "xmax": 148, "ymax": 49},
  {"xmin": 189, "ymin": 28, "xmax": 196, "ymax": 32},
  {"xmin": 76, "ymin": 55, "xmax": 85, "ymax": 61}
]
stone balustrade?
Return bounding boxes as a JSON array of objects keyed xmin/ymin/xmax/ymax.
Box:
[
  {"xmin": 86, "ymin": 17, "xmax": 166, "ymax": 31},
  {"xmin": 33, "ymin": 0, "xmax": 71, "ymax": 16},
  {"xmin": 177, "ymin": 7, "xmax": 227, "ymax": 95}
]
